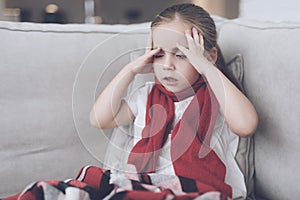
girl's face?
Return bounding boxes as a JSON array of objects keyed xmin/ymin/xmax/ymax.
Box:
[{"xmin": 152, "ymin": 20, "xmax": 199, "ymax": 93}]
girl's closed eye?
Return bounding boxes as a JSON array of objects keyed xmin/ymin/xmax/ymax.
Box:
[
  {"xmin": 175, "ymin": 53, "xmax": 187, "ymax": 59},
  {"xmin": 154, "ymin": 53, "xmax": 164, "ymax": 59}
]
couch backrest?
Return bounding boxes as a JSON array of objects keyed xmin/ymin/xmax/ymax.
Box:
[
  {"xmin": 218, "ymin": 20, "xmax": 300, "ymax": 200},
  {"xmin": 1, "ymin": 19, "xmax": 300, "ymax": 199},
  {"xmin": 0, "ymin": 21, "xmax": 150, "ymax": 197}
]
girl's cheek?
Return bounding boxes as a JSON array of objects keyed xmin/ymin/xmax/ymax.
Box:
[
  {"xmin": 153, "ymin": 59, "xmax": 161, "ymax": 65},
  {"xmin": 176, "ymin": 58, "xmax": 189, "ymax": 64},
  {"xmin": 153, "ymin": 62, "xmax": 163, "ymax": 70},
  {"xmin": 152, "ymin": 65, "xmax": 158, "ymax": 73},
  {"xmin": 153, "ymin": 66, "xmax": 163, "ymax": 78}
]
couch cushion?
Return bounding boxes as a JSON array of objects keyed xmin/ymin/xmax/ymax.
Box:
[
  {"xmin": 239, "ymin": 0, "xmax": 300, "ymax": 22},
  {"xmin": 218, "ymin": 19, "xmax": 300, "ymax": 200},
  {"xmin": 0, "ymin": 21, "xmax": 150, "ymax": 197},
  {"xmin": 225, "ymin": 54, "xmax": 255, "ymax": 199}
]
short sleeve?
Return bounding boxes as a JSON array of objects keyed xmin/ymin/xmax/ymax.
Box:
[
  {"xmin": 124, "ymin": 82, "xmax": 154, "ymax": 117},
  {"xmin": 210, "ymin": 112, "xmax": 247, "ymax": 199}
]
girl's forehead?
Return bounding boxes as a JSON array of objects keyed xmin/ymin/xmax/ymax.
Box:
[{"xmin": 152, "ymin": 22, "xmax": 190, "ymax": 49}]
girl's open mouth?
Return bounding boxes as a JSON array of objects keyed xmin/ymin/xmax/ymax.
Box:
[
  {"xmin": 163, "ymin": 76, "xmax": 178, "ymax": 82},
  {"xmin": 163, "ymin": 76, "xmax": 178, "ymax": 85}
]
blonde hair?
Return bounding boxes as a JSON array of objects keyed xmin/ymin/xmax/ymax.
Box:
[{"xmin": 151, "ymin": 3, "xmax": 225, "ymax": 69}]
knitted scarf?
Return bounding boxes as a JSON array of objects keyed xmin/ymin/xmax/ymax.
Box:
[{"xmin": 127, "ymin": 75, "xmax": 231, "ymax": 195}]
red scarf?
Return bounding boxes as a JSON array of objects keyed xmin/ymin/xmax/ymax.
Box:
[{"xmin": 128, "ymin": 76, "xmax": 232, "ymax": 196}]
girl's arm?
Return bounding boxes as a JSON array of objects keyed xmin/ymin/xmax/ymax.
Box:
[
  {"xmin": 177, "ymin": 27, "xmax": 258, "ymax": 137},
  {"xmin": 90, "ymin": 48, "xmax": 161, "ymax": 129},
  {"xmin": 203, "ymin": 66, "xmax": 258, "ymax": 137}
]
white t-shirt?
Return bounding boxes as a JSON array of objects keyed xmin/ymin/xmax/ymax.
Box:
[{"xmin": 112, "ymin": 82, "xmax": 247, "ymax": 199}]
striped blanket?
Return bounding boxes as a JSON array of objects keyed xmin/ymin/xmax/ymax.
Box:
[{"xmin": 3, "ymin": 165, "xmax": 231, "ymax": 200}]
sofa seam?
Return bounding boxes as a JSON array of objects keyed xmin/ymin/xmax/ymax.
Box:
[
  {"xmin": 0, "ymin": 26, "xmax": 149, "ymax": 34},
  {"xmin": 219, "ymin": 20, "xmax": 300, "ymax": 30}
]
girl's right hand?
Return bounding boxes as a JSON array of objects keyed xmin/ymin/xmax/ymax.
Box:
[{"xmin": 127, "ymin": 48, "xmax": 161, "ymax": 75}]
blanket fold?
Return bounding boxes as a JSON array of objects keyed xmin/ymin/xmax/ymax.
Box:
[{"xmin": 3, "ymin": 166, "xmax": 231, "ymax": 200}]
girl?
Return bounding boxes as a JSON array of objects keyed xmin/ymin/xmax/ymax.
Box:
[
  {"xmin": 5, "ymin": 3, "xmax": 258, "ymax": 200},
  {"xmin": 90, "ymin": 3, "xmax": 258, "ymax": 199}
]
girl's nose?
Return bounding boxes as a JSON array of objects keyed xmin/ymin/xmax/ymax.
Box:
[{"xmin": 162, "ymin": 54, "xmax": 175, "ymax": 71}]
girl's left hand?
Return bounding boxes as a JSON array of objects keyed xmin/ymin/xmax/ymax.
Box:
[{"xmin": 177, "ymin": 27, "xmax": 214, "ymax": 75}]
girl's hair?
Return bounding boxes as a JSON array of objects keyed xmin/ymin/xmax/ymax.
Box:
[
  {"xmin": 151, "ymin": 3, "xmax": 242, "ymax": 91},
  {"xmin": 151, "ymin": 3, "xmax": 225, "ymax": 69}
]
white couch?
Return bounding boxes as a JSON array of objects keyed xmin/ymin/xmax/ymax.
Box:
[{"xmin": 0, "ymin": 16, "xmax": 299, "ymax": 199}]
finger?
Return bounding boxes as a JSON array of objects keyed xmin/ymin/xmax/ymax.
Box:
[
  {"xmin": 176, "ymin": 42, "xmax": 189, "ymax": 55},
  {"xmin": 195, "ymin": 32, "xmax": 205, "ymax": 55},
  {"xmin": 145, "ymin": 31, "xmax": 153, "ymax": 53},
  {"xmin": 185, "ymin": 29, "xmax": 193, "ymax": 44},
  {"xmin": 145, "ymin": 47, "xmax": 160, "ymax": 59},
  {"xmin": 192, "ymin": 27, "xmax": 200, "ymax": 44},
  {"xmin": 185, "ymin": 29, "xmax": 196, "ymax": 52},
  {"xmin": 199, "ymin": 33, "xmax": 204, "ymax": 48}
]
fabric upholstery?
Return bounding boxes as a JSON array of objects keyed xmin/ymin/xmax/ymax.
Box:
[
  {"xmin": 239, "ymin": 0, "xmax": 300, "ymax": 22},
  {"xmin": 0, "ymin": 21, "xmax": 149, "ymax": 197},
  {"xmin": 225, "ymin": 54, "xmax": 255, "ymax": 199},
  {"xmin": 218, "ymin": 20, "xmax": 300, "ymax": 200},
  {"xmin": 1, "ymin": 18, "xmax": 300, "ymax": 200}
]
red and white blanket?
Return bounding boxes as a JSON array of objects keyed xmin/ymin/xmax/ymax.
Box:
[{"xmin": 3, "ymin": 165, "xmax": 231, "ymax": 200}]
